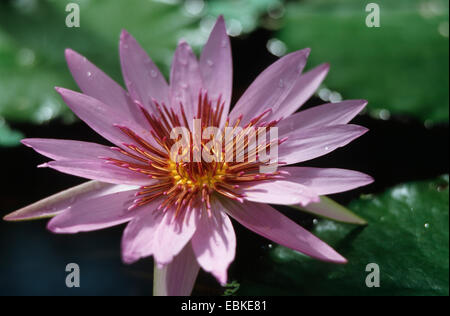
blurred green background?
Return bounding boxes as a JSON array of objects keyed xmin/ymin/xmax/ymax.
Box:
[{"xmin": 0, "ymin": 0, "xmax": 448, "ymax": 296}]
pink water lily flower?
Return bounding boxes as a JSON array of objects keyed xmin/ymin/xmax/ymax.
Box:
[{"xmin": 4, "ymin": 16, "xmax": 373, "ymax": 295}]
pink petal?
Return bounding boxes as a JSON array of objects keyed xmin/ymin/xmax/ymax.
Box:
[
  {"xmin": 3, "ymin": 181, "xmax": 133, "ymax": 221},
  {"xmin": 47, "ymin": 189, "xmax": 140, "ymax": 233},
  {"xmin": 279, "ymin": 124, "xmax": 368, "ymax": 165},
  {"xmin": 191, "ymin": 203, "xmax": 236, "ymax": 285},
  {"xmin": 241, "ymin": 180, "xmax": 319, "ymax": 207},
  {"xmin": 170, "ymin": 40, "xmax": 203, "ymax": 127},
  {"xmin": 199, "ymin": 16, "xmax": 232, "ymax": 127},
  {"xmin": 119, "ymin": 30, "xmax": 169, "ymax": 111},
  {"xmin": 122, "ymin": 206, "xmax": 197, "ymax": 266},
  {"xmin": 228, "ymin": 48, "xmax": 310, "ymax": 125},
  {"xmin": 64, "ymin": 49, "xmax": 145, "ymax": 126},
  {"xmin": 276, "ymin": 63, "xmax": 330, "ymax": 118},
  {"xmin": 41, "ymin": 160, "xmax": 152, "ymax": 186},
  {"xmin": 281, "ymin": 167, "xmax": 374, "ymax": 195},
  {"xmin": 121, "ymin": 204, "xmax": 164, "ymax": 264},
  {"xmin": 153, "ymin": 243, "xmax": 200, "ymax": 296},
  {"xmin": 21, "ymin": 138, "xmax": 132, "ymax": 162},
  {"xmin": 300, "ymin": 196, "xmax": 367, "ymax": 225},
  {"xmin": 152, "ymin": 207, "xmax": 197, "ymax": 266},
  {"xmin": 221, "ymin": 199, "xmax": 347, "ymax": 264},
  {"xmin": 278, "ymin": 100, "xmax": 368, "ymax": 136},
  {"xmin": 55, "ymin": 87, "xmax": 158, "ymax": 149}
]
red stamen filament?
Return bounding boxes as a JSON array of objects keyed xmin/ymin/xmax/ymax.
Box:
[{"xmin": 105, "ymin": 90, "xmax": 283, "ymax": 216}]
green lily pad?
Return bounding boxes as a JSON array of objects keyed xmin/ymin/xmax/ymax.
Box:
[
  {"xmin": 276, "ymin": 0, "xmax": 449, "ymax": 123},
  {"xmin": 239, "ymin": 175, "xmax": 449, "ymax": 295},
  {"xmin": 0, "ymin": 119, "xmax": 24, "ymax": 147}
]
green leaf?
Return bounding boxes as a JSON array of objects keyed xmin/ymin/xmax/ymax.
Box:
[
  {"xmin": 0, "ymin": 118, "xmax": 24, "ymax": 147},
  {"xmin": 276, "ymin": 0, "xmax": 449, "ymax": 123},
  {"xmin": 239, "ymin": 176, "xmax": 449, "ymax": 295}
]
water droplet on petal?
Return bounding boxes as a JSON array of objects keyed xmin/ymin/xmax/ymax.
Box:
[
  {"xmin": 206, "ymin": 59, "xmax": 214, "ymax": 67},
  {"xmin": 180, "ymin": 83, "xmax": 188, "ymax": 89},
  {"xmin": 278, "ymin": 79, "xmax": 285, "ymax": 88},
  {"xmin": 87, "ymin": 71, "xmax": 92, "ymax": 77},
  {"xmin": 150, "ymin": 70, "xmax": 158, "ymax": 78},
  {"xmin": 325, "ymin": 146, "xmax": 330, "ymax": 151}
]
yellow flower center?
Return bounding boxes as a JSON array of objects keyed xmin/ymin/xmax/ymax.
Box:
[
  {"xmin": 105, "ymin": 90, "xmax": 283, "ymax": 216},
  {"xmin": 169, "ymin": 161, "xmax": 228, "ymax": 190}
]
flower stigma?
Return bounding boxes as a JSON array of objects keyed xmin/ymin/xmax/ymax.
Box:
[{"xmin": 103, "ymin": 90, "xmax": 285, "ymax": 217}]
